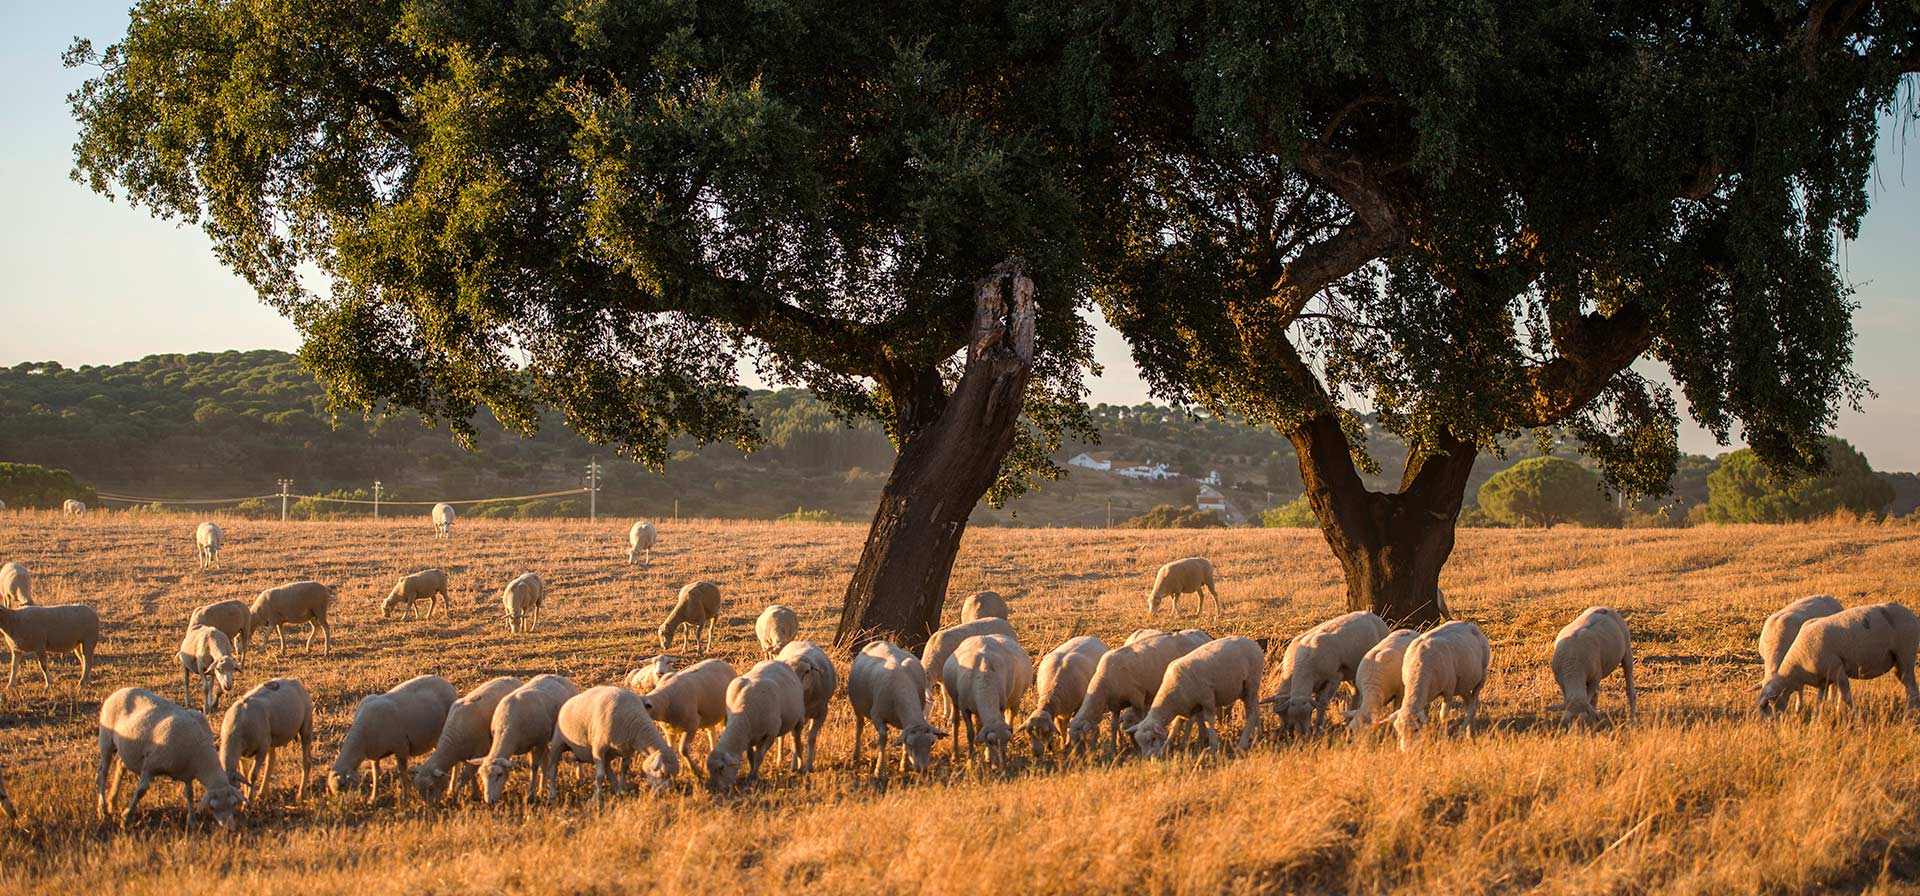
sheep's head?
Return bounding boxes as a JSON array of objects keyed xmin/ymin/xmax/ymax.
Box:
[
  {"xmin": 1127, "ymin": 720, "xmax": 1170, "ymax": 759},
  {"xmin": 199, "ymin": 783, "xmax": 243, "ymax": 829},
  {"xmin": 1065, "ymin": 717, "xmax": 1099, "ymax": 754},
  {"xmin": 899, "ymin": 723, "xmax": 944, "ymax": 772},
  {"xmin": 705, "ymin": 749, "xmax": 743, "ymax": 794},
  {"xmin": 1343, "ymin": 707, "xmax": 1372, "ymax": 737},
  {"xmin": 1282, "ymin": 696, "xmax": 1316, "ymax": 734},
  {"xmin": 657, "ymin": 622, "xmax": 676, "ymax": 652},
  {"xmin": 326, "ymin": 769, "xmax": 361, "ymax": 796},
  {"xmin": 1389, "ymin": 706, "xmax": 1420, "ymax": 752},
  {"xmin": 213, "ymin": 657, "xmax": 238, "ymax": 693},
  {"xmin": 1756, "ymin": 678, "xmax": 1792, "ymax": 715},
  {"xmin": 979, "ymin": 721, "xmax": 1014, "ymax": 750},
  {"xmin": 412, "ymin": 765, "xmax": 449, "ymax": 802},
  {"xmin": 1021, "ymin": 714, "xmax": 1058, "ymax": 759},
  {"xmin": 380, "ymin": 594, "xmax": 400, "ymax": 619},
  {"xmin": 642, "ymin": 750, "xmax": 679, "ymax": 795},
  {"xmin": 1560, "ymin": 698, "xmax": 1599, "ymax": 728},
  {"xmin": 481, "ymin": 758, "xmax": 515, "ymax": 804}
]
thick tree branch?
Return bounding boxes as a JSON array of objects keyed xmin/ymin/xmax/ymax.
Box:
[{"xmin": 1520, "ymin": 302, "xmax": 1654, "ymax": 426}]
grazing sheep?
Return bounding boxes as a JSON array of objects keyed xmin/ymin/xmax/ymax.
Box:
[
  {"xmin": 1343, "ymin": 629, "xmax": 1420, "ymax": 735},
  {"xmin": 0, "ymin": 601, "xmax": 100, "ymax": 688},
  {"xmin": 96, "ymin": 687, "xmax": 242, "ymax": 829},
  {"xmin": 775, "ymin": 640, "xmax": 837, "ymax": 773},
  {"xmin": 1388, "ymin": 621, "xmax": 1492, "ymax": 750},
  {"xmin": 178, "ymin": 625, "xmax": 240, "ymax": 715},
  {"xmin": 628, "ymin": 521, "xmax": 657, "ymax": 566},
  {"xmin": 942, "ymin": 633, "xmax": 1035, "ymax": 768},
  {"xmin": 1123, "ymin": 628, "xmax": 1163, "ymax": 646},
  {"xmin": 63, "ymin": 499, "xmax": 86, "ymax": 516},
  {"xmin": 412, "ymin": 677, "xmax": 522, "ymax": 804},
  {"xmin": 1759, "ymin": 594, "xmax": 1845, "ymax": 703},
  {"xmin": 921, "ymin": 616, "xmax": 1018, "ymax": 740},
  {"xmin": 1020, "ymin": 636, "xmax": 1109, "ymax": 758},
  {"xmin": 961, "ymin": 590, "xmax": 1010, "ymax": 622},
  {"xmin": 0, "ymin": 562, "xmax": 31, "ymax": 608},
  {"xmin": 1147, "ymin": 557, "xmax": 1220, "ymax": 616},
  {"xmin": 1066, "ymin": 630, "xmax": 1212, "ymax": 753},
  {"xmin": 1263, "ymin": 611, "xmax": 1391, "ymax": 734},
  {"xmin": 1758, "ymin": 603, "xmax": 1920, "ymax": 714},
  {"xmin": 480, "ymin": 674, "xmax": 580, "ymax": 805},
  {"xmin": 327, "ymin": 675, "xmax": 458, "ymax": 802},
  {"xmin": 755, "ymin": 605, "xmax": 799, "ymax": 657},
  {"xmin": 194, "ymin": 522, "xmax": 222, "ymax": 568},
  {"xmin": 188, "ymin": 599, "xmax": 251, "ymax": 666},
  {"xmin": 218, "ymin": 678, "xmax": 314, "ymax": 804},
  {"xmin": 1549, "ymin": 606, "xmax": 1637, "ymax": 727},
  {"xmin": 706, "ymin": 660, "xmax": 806, "ymax": 794},
  {"xmin": 547, "ymin": 686, "xmax": 680, "ymax": 805},
  {"xmin": 848, "ymin": 641, "xmax": 947, "ymax": 778},
  {"xmin": 432, "ymin": 502, "xmax": 455, "ymax": 537},
  {"xmin": 625, "ymin": 655, "xmax": 678, "ymax": 693},
  {"xmin": 383, "ymin": 568, "xmax": 450, "ymax": 621},
  {"xmin": 659, "ymin": 581, "xmax": 722, "ymax": 653},
  {"xmin": 248, "ymin": 581, "xmax": 335, "ymax": 655},
  {"xmin": 1129, "ymin": 635, "xmax": 1265, "ymax": 757},
  {"xmin": 637, "ymin": 658, "xmax": 736, "ymax": 765},
  {"xmin": 501, "ymin": 572, "xmax": 546, "ymax": 634}
]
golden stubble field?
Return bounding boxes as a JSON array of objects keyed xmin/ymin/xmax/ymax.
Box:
[{"xmin": 0, "ymin": 511, "xmax": 1918, "ymax": 894}]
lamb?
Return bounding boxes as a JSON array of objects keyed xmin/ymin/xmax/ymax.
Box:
[
  {"xmin": 1019, "ymin": 635, "xmax": 1109, "ymax": 758},
  {"xmin": 248, "ymin": 580, "xmax": 334, "ymax": 655},
  {"xmin": 1128, "ymin": 635, "xmax": 1265, "ymax": 757},
  {"xmin": 383, "ymin": 568, "xmax": 449, "ymax": 621},
  {"xmin": 1758, "ymin": 594, "xmax": 1845, "ymax": 701},
  {"xmin": 941, "ymin": 633, "xmax": 1034, "ymax": 767},
  {"xmin": 178, "ymin": 624, "xmax": 241, "ymax": 715},
  {"xmin": 1263, "ymin": 611, "xmax": 1391, "ymax": 734},
  {"xmin": 432, "ymin": 502, "xmax": 455, "ymax": 537},
  {"xmin": 0, "ymin": 601, "xmax": 100, "ymax": 688},
  {"xmin": 961, "ymin": 590, "xmax": 1010, "ymax": 622},
  {"xmin": 705, "ymin": 660, "xmax": 805, "ymax": 794},
  {"xmin": 1388, "ymin": 621, "xmax": 1492, "ymax": 750},
  {"xmin": 188, "ymin": 599, "xmax": 251, "ymax": 666},
  {"xmin": 755, "ymin": 604, "xmax": 799, "ymax": 657},
  {"xmin": 96, "ymin": 687, "xmax": 242, "ymax": 829},
  {"xmin": 501, "ymin": 572, "xmax": 546, "ymax": 633},
  {"xmin": 1147, "ymin": 557, "xmax": 1220, "ymax": 616},
  {"xmin": 194, "ymin": 521, "xmax": 222, "ymax": 568},
  {"xmin": 1066, "ymin": 629, "xmax": 1212, "ymax": 753},
  {"xmin": 848, "ymin": 641, "xmax": 947, "ymax": 778},
  {"xmin": 920, "ymin": 616, "xmax": 1018, "ymax": 740},
  {"xmin": 0, "ymin": 561, "xmax": 31, "ymax": 608},
  {"xmin": 776, "ymin": 640, "xmax": 837, "ymax": 773},
  {"xmin": 659, "ymin": 581, "xmax": 721, "ymax": 653},
  {"xmin": 1758, "ymin": 603, "xmax": 1920, "ymax": 714},
  {"xmin": 411, "ymin": 676, "xmax": 522, "ymax": 803},
  {"xmin": 327, "ymin": 675, "xmax": 458, "ymax": 802},
  {"xmin": 218, "ymin": 677, "xmax": 314, "ymax": 804},
  {"xmin": 480, "ymin": 674, "xmax": 580, "ymax": 805},
  {"xmin": 1343, "ymin": 629, "xmax": 1420, "ymax": 735},
  {"xmin": 628, "ymin": 520, "xmax": 657, "ymax": 566},
  {"xmin": 63, "ymin": 499, "xmax": 86, "ymax": 516},
  {"xmin": 636, "ymin": 658, "xmax": 735, "ymax": 765},
  {"xmin": 546, "ymin": 686, "xmax": 680, "ymax": 805},
  {"xmin": 625, "ymin": 655, "xmax": 677, "ymax": 693},
  {"xmin": 1549, "ymin": 606, "xmax": 1637, "ymax": 726}
]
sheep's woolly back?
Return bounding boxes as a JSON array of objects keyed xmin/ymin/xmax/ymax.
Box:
[
  {"xmin": 1398, "ymin": 621, "xmax": 1492, "ymax": 722},
  {"xmin": 961, "ymin": 591, "xmax": 1010, "ymax": 623},
  {"xmin": 1347, "ymin": 629, "xmax": 1420, "ymax": 730},
  {"xmin": 1768, "ymin": 604, "xmax": 1920, "ymax": 702},
  {"xmin": 1758, "ymin": 594, "xmax": 1844, "ymax": 682},
  {"xmin": 1549, "ymin": 607, "xmax": 1633, "ymax": 719},
  {"xmin": 0, "ymin": 562, "xmax": 28, "ymax": 607},
  {"xmin": 849, "ymin": 641, "xmax": 930, "ymax": 728}
]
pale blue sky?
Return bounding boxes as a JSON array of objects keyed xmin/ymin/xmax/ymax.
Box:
[{"xmin": 4, "ymin": 3, "xmax": 1919, "ymax": 468}]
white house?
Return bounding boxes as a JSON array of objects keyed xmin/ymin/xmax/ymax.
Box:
[
  {"xmin": 1202, "ymin": 470, "xmax": 1222, "ymax": 486},
  {"xmin": 1117, "ymin": 461, "xmax": 1178, "ymax": 481},
  {"xmin": 1068, "ymin": 451, "xmax": 1113, "ymax": 472},
  {"xmin": 1196, "ymin": 483, "xmax": 1227, "ymax": 512}
]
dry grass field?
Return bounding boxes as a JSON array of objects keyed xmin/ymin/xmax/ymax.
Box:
[{"xmin": 1, "ymin": 512, "xmax": 1918, "ymax": 894}]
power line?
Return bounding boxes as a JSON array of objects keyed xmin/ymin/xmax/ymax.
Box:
[{"xmin": 89, "ymin": 486, "xmax": 589, "ymax": 508}]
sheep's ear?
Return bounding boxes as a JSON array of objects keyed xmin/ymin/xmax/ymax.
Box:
[
  {"xmin": 641, "ymin": 698, "xmax": 654, "ymax": 712},
  {"xmin": 1372, "ymin": 710, "xmax": 1398, "ymax": 729},
  {"xmin": 929, "ymin": 728, "xmax": 949, "ymax": 739},
  {"xmin": 465, "ymin": 758, "xmax": 484, "ymax": 767},
  {"xmin": 1545, "ymin": 702, "xmax": 1565, "ymax": 712}
]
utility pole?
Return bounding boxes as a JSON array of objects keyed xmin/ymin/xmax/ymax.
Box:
[
  {"xmin": 673, "ymin": 498, "xmax": 680, "ymax": 521},
  {"xmin": 373, "ymin": 480, "xmax": 382, "ymax": 519},
  {"xmin": 1106, "ymin": 498, "xmax": 1113, "ymax": 528},
  {"xmin": 587, "ymin": 457, "xmax": 599, "ymax": 522},
  {"xmin": 278, "ymin": 479, "xmax": 293, "ymax": 522}
]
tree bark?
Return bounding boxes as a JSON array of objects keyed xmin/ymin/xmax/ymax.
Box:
[{"xmin": 833, "ymin": 259, "xmax": 1038, "ymax": 654}]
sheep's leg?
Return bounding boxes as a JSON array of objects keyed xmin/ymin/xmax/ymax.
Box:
[
  {"xmin": 746, "ymin": 741, "xmax": 767, "ymax": 783},
  {"xmin": 591, "ymin": 756, "xmax": 606, "ymax": 809},
  {"xmin": 789, "ymin": 728, "xmax": 803, "ymax": 774},
  {"xmin": 182, "ymin": 780, "xmax": 196, "ymax": 829},
  {"xmin": 395, "ymin": 754, "xmax": 411, "ymax": 804},
  {"xmin": 1899, "ymin": 652, "xmax": 1920, "ymax": 712},
  {"xmin": 122, "ymin": 772, "xmax": 153, "ymax": 824},
  {"xmin": 78, "ymin": 643, "xmax": 93, "ymax": 688},
  {"xmin": 275, "ymin": 624, "xmax": 287, "ymax": 654},
  {"xmin": 850, "ymin": 714, "xmax": 865, "ymax": 768},
  {"xmin": 7, "ymin": 649, "xmax": 17, "ymax": 687},
  {"xmin": 1622, "ymin": 646, "xmax": 1638, "ymax": 720},
  {"xmin": 298, "ymin": 721, "xmax": 313, "ymax": 800},
  {"xmin": 96, "ymin": 737, "xmax": 120, "ymax": 819},
  {"xmin": 183, "ymin": 668, "xmax": 194, "ymax": 707},
  {"xmin": 368, "ymin": 760, "xmax": 381, "ymax": 804},
  {"xmin": 258, "ymin": 748, "xmax": 276, "ymax": 804},
  {"xmin": 32, "ymin": 650, "xmax": 52, "ymax": 689},
  {"xmin": 804, "ymin": 717, "xmax": 821, "ymax": 773},
  {"xmin": 1836, "ymin": 675, "xmax": 1855, "ymax": 709}
]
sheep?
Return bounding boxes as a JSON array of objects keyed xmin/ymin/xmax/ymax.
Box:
[
  {"xmin": 1147, "ymin": 557, "xmax": 1220, "ymax": 616},
  {"xmin": 1758, "ymin": 603, "xmax": 1920, "ymax": 714},
  {"xmin": 942, "ymin": 633, "xmax": 1035, "ymax": 767},
  {"xmin": 1549, "ymin": 606, "xmax": 1637, "ymax": 727},
  {"xmin": 0, "ymin": 561, "xmax": 31, "ymax": 608},
  {"xmin": 1758, "ymin": 594, "xmax": 1845, "ymax": 704},
  {"xmin": 961, "ymin": 590, "xmax": 1010, "ymax": 622},
  {"xmin": 218, "ymin": 677, "xmax": 313, "ymax": 804},
  {"xmin": 327, "ymin": 675, "xmax": 458, "ymax": 802},
  {"xmin": 432, "ymin": 502, "xmax": 455, "ymax": 537},
  {"xmin": 0, "ymin": 601, "xmax": 100, "ymax": 688},
  {"xmin": 1019, "ymin": 635, "xmax": 1109, "ymax": 758},
  {"xmin": 1066, "ymin": 630, "xmax": 1212, "ymax": 754},
  {"xmin": 625, "ymin": 655, "xmax": 677, "ymax": 693},
  {"xmin": 1388, "ymin": 621, "xmax": 1492, "ymax": 750},
  {"xmin": 480, "ymin": 674, "xmax": 580, "ymax": 805},
  {"xmin": 188, "ymin": 599, "xmax": 252, "ymax": 666},
  {"xmin": 501, "ymin": 572, "xmax": 546, "ymax": 633},
  {"xmin": 412, "ymin": 676, "xmax": 522, "ymax": 804},
  {"xmin": 659, "ymin": 581, "xmax": 722, "ymax": 653},
  {"xmin": 178, "ymin": 624, "xmax": 241, "ymax": 715},
  {"xmin": 97, "ymin": 688, "xmax": 242, "ymax": 829},
  {"xmin": 547, "ymin": 686, "xmax": 681, "ymax": 805},
  {"xmin": 1128, "ymin": 635, "xmax": 1265, "ymax": 757},
  {"xmin": 628, "ymin": 520, "xmax": 657, "ymax": 566},
  {"xmin": 383, "ymin": 568, "xmax": 449, "ymax": 621},
  {"xmin": 848, "ymin": 641, "xmax": 948, "ymax": 778},
  {"xmin": 636, "ymin": 658, "xmax": 735, "ymax": 766},
  {"xmin": 921, "ymin": 616, "xmax": 1018, "ymax": 741},
  {"xmin": 1263, "ymin": 611, "xmax": 1391, "ymax": 734},
  {"xmin": 776, "ymin": 640, "xmax": 836, "ymax": 773},
  {"xmin": 63, "ymin": 499, "xmax": 86, "ymax": 516},
  {"xmin": 755, "ymin": 604, "xmax": 799, "ymax": 657},
  {"xmin": 248, "ymin": 580, "xmax": 334, "ymax": 655},
  {"xmin": 705, "ymin": 660, "xmax": 806, "ymax": 794},
  {"xmin": 194, "ymin": 521, "xmax": 222, "ymax": 568},
  {"xmin": 1123, "ymin": 628, "xmax": 1163, "ymax": 646},
  {"xmin": 1343, "ymin": 629, "xmax": 1420, "ymax": 735}
]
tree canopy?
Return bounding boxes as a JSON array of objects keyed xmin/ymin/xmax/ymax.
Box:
[
  {"xmin": 1478, "ymin": 457, "xmax": 1619, "ymax": 529},
  {"xmin": 1706, "ymin": 437, "xmax": 1894, "ymax": 522}
]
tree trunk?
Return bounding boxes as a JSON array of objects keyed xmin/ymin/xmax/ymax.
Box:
[
  {"xmin": 1290, "ymin": 414, "xmax": 1478, "ymax": 628},
  {"xmin": 833, "ymin": 260, "xmax": 1038, "ymax": 654}
]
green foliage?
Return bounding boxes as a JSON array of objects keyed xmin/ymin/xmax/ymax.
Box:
[
  {"xmin": 1705, "ymin": 439, "xmax": 1894, "ymax": 523},
  {"xmin": 1260, "ymin": 496, "xmax": 1318, "ymax": 528},
  {"xmin": 777, "ymin": 507, "xmax": 843, "ymax": 524},
  {"xmin": 1119, "ymin": 504, "xmax": 1225, "ymax": 529},
  {"xmin": 1478, "ymin": 458, "xmax": 1620, "ymax": 529},
  {"xmin": 1881, "ymin": 472, "xmax": 1920, "ymax": 517},
  {"xmin": 0, "ymin": 463, "xmax": 96, "ymax": 509}
]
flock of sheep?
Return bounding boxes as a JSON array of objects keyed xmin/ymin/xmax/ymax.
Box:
[{"xmin": 1, "ymin": 510, "xmax": 1918, "ymax": 834}]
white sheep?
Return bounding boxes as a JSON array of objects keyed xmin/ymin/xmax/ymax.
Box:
[
  {"xmin": 432, "ymin": 502, "xmax": 455, "ymax": 537},
  {"xmin": 0, "ymin": 561, "xmax": 31, "ymax": 608},
  {"xmin": 1122, "ymin": 628, "xmax": 1163, "ymax": 645},
  {"xmin": 218, "ymin": 677, "xmax": 314, "ymax": 804},
  {"xmin": 194, "ymin": 521, "xmax": 222, "ymax": 568},
  {"xmin": 384, "ymin": 568, "xmax": 449, "ymax": 621},
  {"xmin": 942, "ymin": 633, "xmax": 1035, "ymax": 767},
  {"xmin": 188, "ymin": 599, "xmax": 252, "ymax": 666},
  {"xmin": 412, "ymin": 676, "xmax": 522, "ymax": 803},
  {"xmin": 0, "ymin": 601, "xmax": 100, "ymax": 688},
  {"xmin": 920, "ymin": 616, "xmax": 1018, "ymax": 743},
  {"xmin": 1066, "ymin": 630, "xmax": 1211, "ymax": 753},
  {"xmin": 1758, "ymin": 594, "xmax": 1845, "ymax": 703},
  {"xmin": 659, "ymin": 581, "xmax": 721, "ymax": 653},
  {"xmin": 96, "ymin": 687, "xmax": 242, "ymax": 829},
  {"xmin": 178, "ymin": 624, "xmax": 240, "ymax": 715},
  {"xmin": 775, "ymin": 640, "xmax": 836, "ymax": 773},
  {"xmin": 1343, "ymin": 629, "xmax": 1419, "ymax": 735},
  {"xmin": 755, "ymin": 604, "xmax": 799, "ymax": 657},
  {"xmin": 63, "ymin": 499, "xmax": 86, "ymax": 516},
  {"xmin": 961, "ymin": 590, "xmax": 1010, "ymax": 622},
  {"xmin": 1264, "ymin": 611, "xmax": 1390, "ymax": 734},
  {"xmin": 327, "ymin": 675, "xmax": 458, "ymax": 802},
  {"xmin": 636, "ymin": 657, "xmax": 735, "ymax": 765},
  {"xmin": 625, "ymin": 655, "xmax": 677, "ymax": 693},
  {"xmin": 501, "ymin": 572, "xmax": 546, "ymax": 633},
  {"xmin": 1129, "ymin": 635, "xmax": 1265, "ymax": 757},
  {"xmin": 248, "ymin": 580, "xmax": 334, "ymax": 655},
  {"xmin": 848, "ymin": 641, "xmax": 947, "ymax": 778},
  {"xmin": 1758, "ymin": 603, "xmax": 1920, "ymax": 714},
  {"xmin": 1388, "ymin": 621, "xmax": 1492, "ymax": 750},
  {"xmin": 1019, "ymin": 635, "xmax": 1109, "ymax": 758},
  {"xmin": 1147, "ymin": 557, "xmax": 1220, "ymax": 616},
  {"xmin": 547, "ymin": 686, "xmax": 681, "ymax": 805},
  {"xmin": 705, "ymin": 660, "xmax": 805, "ymax": 794},
  {"xmin": 1549, "ymin": 606, "xmax": 1636, "ymax": 726},
  {"xmin": 480, "ymin": 674, "xmax": 580, "ymax": 805},
  {"xmin": 628, "ymin": 520, "xmax": 657, "ymax": 566}
]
